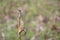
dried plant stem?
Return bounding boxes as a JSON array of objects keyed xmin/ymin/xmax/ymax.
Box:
[{"xmin": 17, "ymin": 10, "xmax": 23, "ymax": 40}]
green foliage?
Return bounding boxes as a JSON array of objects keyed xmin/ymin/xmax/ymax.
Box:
[{"xmin": 0, "ymin": 0, "xmax": 60, "ymax": 40}]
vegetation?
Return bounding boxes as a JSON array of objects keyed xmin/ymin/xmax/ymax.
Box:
[{"xmin": 0, "ymin": 0, "xmax": 60, "ymax": 40}]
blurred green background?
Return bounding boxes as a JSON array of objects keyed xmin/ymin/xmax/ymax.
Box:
[{"xmin": 0, "ymin": 0, "xmax": 60, "ymax": 40}]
